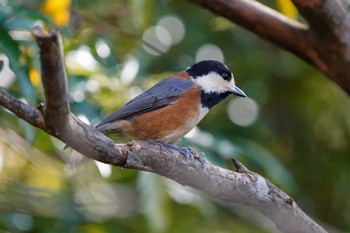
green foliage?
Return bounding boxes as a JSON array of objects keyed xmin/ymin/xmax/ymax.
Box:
[{"xmin": 1, "ymin": 0, "xmax": 350, "ymax": 232}]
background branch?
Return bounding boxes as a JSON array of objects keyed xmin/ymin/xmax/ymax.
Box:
[
  {"xmin": 0, "ymin": 28, "xmax": 327, "ymax": 232},
  {"xmin": 188, "ymin": 0, "xmax": 323, "ymax": 71},
  {"xmin": 189, "ymin": 0, "xmax": 350, "ymax": 95}
]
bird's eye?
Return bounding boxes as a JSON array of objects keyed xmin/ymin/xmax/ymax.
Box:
[{"xmin": 221, "ymin": 72, "xmax": 231, "ymax": 81}]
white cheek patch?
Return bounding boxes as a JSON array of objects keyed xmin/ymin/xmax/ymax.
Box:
[{"xmin": 194, "ymin": 72, "xmax": 234, "ymax": 93}]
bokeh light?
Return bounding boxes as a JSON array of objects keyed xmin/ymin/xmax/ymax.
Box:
[
  {"xmin": 167, "ymin": 181, "xmax": 196, "ymax": 204},
  {"xmin": 94, "ymin": 161, "xmax": 112, "ymax": 178},
  {"xmin": 157, "ymin": 15, "xmax": 185, "ymax": 45},
  {"xmin": 121, "ymin": 56, "xmax": 139, "ymax": 83},
  {"xmin": 195, "ymin": 44, "xmax": 224, "ymax": 62},
  {"xmin": 66, "ymin": 45, "xmax": 98, "ymax": 71},
  {"xmin": 95, "ymin": 39, "xmax": 111, "ymax": 58},
  {"xmin": 227, "ymin": 97, "xmax": 259, "ymax": 126},
  {"xmin": 9, "ymin": 212, "xmax": 34, "ymax": 232},
  {"xmin": 86, "ymin": 79, "xmax": 100, "ymax": 93},
  {"xmin": 142, "ymin": 26, "xmax": 171, "ymax": 56},
  {"xmin": 71, "ymin": 90, "xmax": 85, "ymax": 102},
  {"xmin": 0, "ymin": 54, "xmax": 16, "ymax": 87},
  {"xmin": 142, "ymin": 15, "xmax": 185, "ymax": 56},
  {"xmin": 217, "ymin": 140, "xmax": 239, "ymax": 158},
  {"xmin": 184, "ymin": 127, "xmax": 198, "ymax": 139},
  {"xmin": 77, "ymin": 114, "xmax": 90, "ymax": 125}
]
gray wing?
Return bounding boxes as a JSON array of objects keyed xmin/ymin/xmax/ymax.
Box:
[{"xmin": 96, "ymin": 77, "xmax": 193, "ymax": 130}]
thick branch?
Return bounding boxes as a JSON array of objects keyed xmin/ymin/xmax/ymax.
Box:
[
  {"xmin": 189, "ymin": 0, "xmax": 350, "ymax": 95},
  {"xmin": 291, "ymin": 0, "xmax": 350, "ymax": 93},
  {"xmin": 188, "ymin": 0, "xmax": 327, "ymax": 72},
  {"xmin": 123, "ymin": 142, "xmax": 326, "ymax": 233}
]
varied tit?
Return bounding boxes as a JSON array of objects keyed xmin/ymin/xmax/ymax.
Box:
[{"xmin": 96, "ymin": 60, "xmax": 246, "ymax": 160}]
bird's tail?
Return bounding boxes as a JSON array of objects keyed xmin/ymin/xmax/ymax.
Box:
[
  {"xmin": 95, "ymin": 123, "xmax": 109, "ymax": 133},
  {"xmin": 95, "ymin": 122, "xmax": 123, "ymax": 134}
]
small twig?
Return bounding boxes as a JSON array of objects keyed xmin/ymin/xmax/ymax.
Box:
[{"xmin": 232, "ymin": 158, "xmax": 250, "ymax": 173}]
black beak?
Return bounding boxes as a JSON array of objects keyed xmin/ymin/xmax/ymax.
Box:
[{"xmin": 231, "ymin": 86, "xmax": 247, "ymax": 97}]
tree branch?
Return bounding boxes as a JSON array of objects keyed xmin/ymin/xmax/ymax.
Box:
[
  {"xmin": 32, "ymin": 27, "xmax": 70, "ymax": 132},
  {"xmin": 0, "ymin": 28, "xmax": 327, "ymax": 232},
  {"xmin": 0, "ymin": 86, "xmax": 45, "ymax": 129},
  {"xmin": 291, "ymin": 0, "xmax": 350, "ymax": 93},
  {"xmin": 189, "ymin": 0, "xmax": 350, "ymax": 96},
  {"xmin": 31, "ymin": 27, "xmax": 127, "ymax": 166},
  {"xmin": 123, "ymin": 143, "xmax": 327, "ymax": 233},
  {"xmin": 188, "ymin": 0, "xmax": 326, "ymax": 72}
]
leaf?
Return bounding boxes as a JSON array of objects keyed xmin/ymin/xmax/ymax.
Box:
[
  {"xmin": 4, "ymin": 17, "xmax": 38, "ymax": 30},
  {"xmin": 0, "ymin": 4, "xmax": 54, "ymax": 30},
  {"xmin": 0, "ymin": 3, "xmax": 12, "ymax": 24},
  {"xmin": 16, "ymin": 6, "xmax": 53, "ymax": 25},
  {"xmin": 0, "ymin": 26, "xmax": 34, "ymax": 101}
]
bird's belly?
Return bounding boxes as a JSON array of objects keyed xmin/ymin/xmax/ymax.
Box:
[
  {"xmin": 196, "ymin": 106, "xmax": 209, "ymax": 124},
  {"xmin": 159, "ymin": 115, "xmax": 198, "ymax": 143},
  {"xmin": 123, "ymin": 87, "xmax": 203, "ymax": 143}
]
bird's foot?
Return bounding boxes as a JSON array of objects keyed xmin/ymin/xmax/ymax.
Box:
[{"xmin": 157, "ymin": 142, "xmax": 206, "ymax": 166}]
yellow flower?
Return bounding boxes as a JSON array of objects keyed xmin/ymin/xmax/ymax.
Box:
[
  {"xmin": 276, "ymin": 0, "xmax": 298, "ymax": 20},
  {"xmin": 41, "ymin": 0, "xmax": 71, "ymax": 26},
  {"xmin": 29, "ymin": 68, "xmax": 41, "ymax": 86}
]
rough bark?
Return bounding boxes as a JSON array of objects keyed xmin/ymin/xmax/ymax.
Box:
[
  {"xmin": 189, "ymin": 0, "xmax": 350, "ymax": 95},
  {"xmin": 0, "ymin": 28, "xmax": 327, "ymax": 233},
  {"xmin": 292, "ymin": 0, "xmax": 350, "ymax": 93},
  {"xmin": 31, "ymin": 27, "xmax": 127, "ymax": 166}
]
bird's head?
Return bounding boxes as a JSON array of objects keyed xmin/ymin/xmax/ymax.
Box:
[{"xmin": 186, "ymin": 60, "xmax": 246, "ymax": 97}]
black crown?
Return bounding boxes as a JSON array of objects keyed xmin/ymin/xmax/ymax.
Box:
[{"xmin": 187, "ymin": 60, "xmax": 232, "ymax": 81}]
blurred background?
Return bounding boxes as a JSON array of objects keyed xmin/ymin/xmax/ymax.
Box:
[{"xmin": 1, "ymin": 0, "xmax": 350, "ymax": 232}]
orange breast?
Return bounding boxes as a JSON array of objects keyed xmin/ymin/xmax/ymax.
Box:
[{"xmin": 121, "ymin": 86, "xmax": 201, "ymax": 144}]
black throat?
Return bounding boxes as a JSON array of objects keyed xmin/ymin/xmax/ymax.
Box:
[{"xmin": 200, "ymin": 91, "xmax": 231, "ymax": 109}]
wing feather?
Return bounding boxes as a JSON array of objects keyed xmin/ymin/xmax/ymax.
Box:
[{"xmin": 96, "ymin": 78, "xmax": 193, "ymax": 130}]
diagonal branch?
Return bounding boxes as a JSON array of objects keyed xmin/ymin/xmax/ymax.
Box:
[
  {"xmin": 124, "ymin": 144, "xmax": 327, "ymax": 233},
  {"xmin": 0, "ymin": 28, "xmax": 327, "ymax": 233},
  {"xmin": 189, "ymin": 0, "xmax": 350, "ymax": 96},
  {"xmin": 291, "ymin": 0, "xmax": 350, "ymax": 93},
  {"xmin": 188, "ymin": 0, "xmax": 327, "ymax": 72}
]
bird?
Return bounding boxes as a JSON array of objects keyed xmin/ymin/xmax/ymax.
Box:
[{"xmin": 96, "ymin": 60, "xmax": 246, "ymax": 161}]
